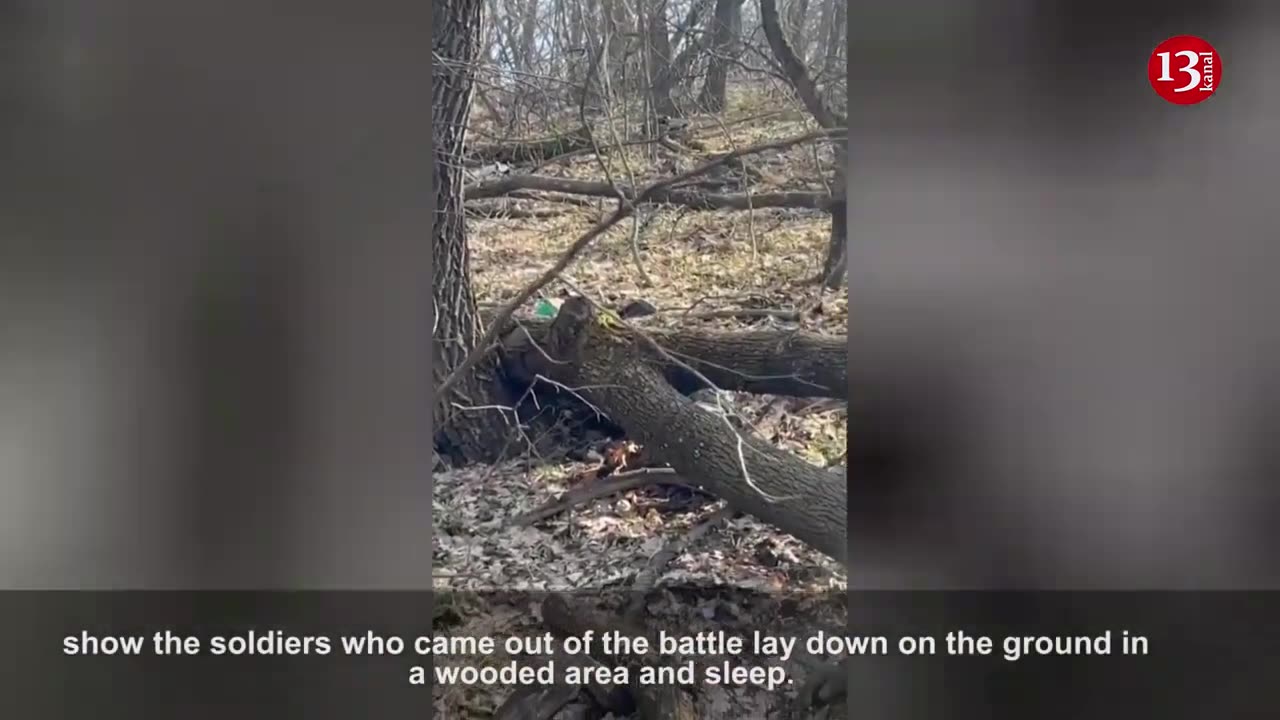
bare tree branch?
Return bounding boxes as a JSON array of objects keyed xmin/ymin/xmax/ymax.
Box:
[{"xmin": 437, "ymin": 125, "xmax": 845, "ymax": 398}]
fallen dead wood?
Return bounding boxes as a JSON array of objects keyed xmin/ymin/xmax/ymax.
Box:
[
  {"xmin": 467, "ymin": 204, "xmax": 573, "ymax": 220},
  {"xmin": 468, "ymin": 127, "xmax": 691, "ymax": 170},
  {"xmin": 513, "ymin": 298, "xmax": 848, "ymax": 565},
  {"xmin": 502, "ymin": 316, "xmax": 847, "ymax": 401},
  {"xmin": 468, "ymin": 128, "xmax": 593, "ymax": 165},
  {"xmin": 683, "ymin": 308, "xmax": 803, "ymax": 322},
  {"xmin": 502, "ymin": 190, "xmax": 602, "ymax": 208},
  {"xmin": 651, "ymin": 326, "xmax": 846, "ymax": 400},
  {"xmin": 509, "ymin": 468, "xmax": 692, "ymax": 527},
  {"xmin": 467, "ymin": 173, "xmax": 834, "ymax": 211}
]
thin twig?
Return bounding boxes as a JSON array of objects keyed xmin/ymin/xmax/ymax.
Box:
[
  {"xmin": 623, "ymin": 504, "xmax": 736, "ymax": 623},
  {"xmin": 509, "ymin": 468, "xmax": 688, "ymax": 527}
]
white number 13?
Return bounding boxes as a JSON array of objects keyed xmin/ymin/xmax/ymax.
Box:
[{"xmin": 1157, "ymin": 51, "xmax": 1203, "ymax": 92}]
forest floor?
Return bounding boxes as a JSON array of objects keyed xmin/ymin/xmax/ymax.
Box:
[{"xmin": 433, "ymin": 89, "xmax": 848, "ymax": 718}]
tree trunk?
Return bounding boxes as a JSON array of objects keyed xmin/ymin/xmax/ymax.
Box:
[
  {"xmin": 646, "ymin": 0, "xmax": 716, "ymax": 113},
  {"xmin": 759, "ymin": 0, "xmax": 840, "ymax": 130},
  {"xmin": 816, "ymin": 0, "xmax": 842, "ymax": 77},
  {"xmin": 696, "ymin": 0, "xmax": 743, "ymax": 112},
  {"xmin": 519, "ymin": 298, "xmax": 848, "ymax": 563},
  {"xmin": 564, "ymin": 0, "xmax": 586, "ymax": 95},
  {"xmin": 433, "ymin": 0, "xmax": 509, "ymax": 463},
  {"xmin": 517, "ymin": 0, "xmax": 539, "ymax": 73},
  {"xmin": 602, "ymin": 0, "xmax": 630, "ymax": 92},
  {"xmin": 643, "ymin": 0, "xmax": 677, "ymax": 117},
  {"xmin": 786, "ymin": 0, "xmax": 812, "ymax": 64},
  {"xmin": 759, "ymin": 0, "xmax": 847, "ymax": 288},
  {"xmin": 567, "ymin": 0, "xmax": 584, "ymax": 52},
  {"xmin": 822, "ymin": 197, "xmax": 847, "ymax": 288}
]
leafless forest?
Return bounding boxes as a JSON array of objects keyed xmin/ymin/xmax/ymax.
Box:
[{"xmin": 432, "ymin": 0, "xmax": 849, "ymax": 715}]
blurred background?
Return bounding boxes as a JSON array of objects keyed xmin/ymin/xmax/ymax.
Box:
[
  {"xmin": 844, "ymin": 2, "xmax": 1280, "ymax": 717},
  {"xmin": 848, "ymin": 0, "xmax": 1280, "ymax": 589},
  {"xmin": 0, "ymin": 1, "xmax": 432, "ymax": 589}
]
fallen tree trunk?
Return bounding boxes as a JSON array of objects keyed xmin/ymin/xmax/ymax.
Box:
[
  {"xmin": 467, "ymin": 174, "xmax": 834, "ymax": 211},
  {"xmin": 650, "ymin": 326, "xmax": 846, "ymax": 400},
  {"xmin": 468, "ymin": 128, "xmax": 593, "ymax": 165},
  {"xmin": 503, "ymin": 316, "xmax": 847, "ymax": 400},
  {"xmin": 509, "ymin": 298, "xmax": 848, "ymax": 564}
]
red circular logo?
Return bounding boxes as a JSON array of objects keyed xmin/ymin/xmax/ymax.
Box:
[{"xmin": 1149, "ymin": 36, "xmax": 1221, "ymax": 105}]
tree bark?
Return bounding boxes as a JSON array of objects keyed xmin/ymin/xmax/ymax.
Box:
[
  {"xmin": 433, "ymin": 0, "xmax": 509, "ymax": 463},
  {"xmin": 648, "ymin": 326, "xmax": 847, "ymax": 399},
  {"xmin": 821, "ymin": 197, "xmax": 847, "ymax": 289},
  {"xmin": 564, "ymin": 0, "xmax": 587, "ymax": 94},
  {"xmin": 520, "ymin": 298, "xmax": 848, "ymax": 563},
  {"xmin": 504, "ymin": 318, "xmax": 847, "ymax": 400}
]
